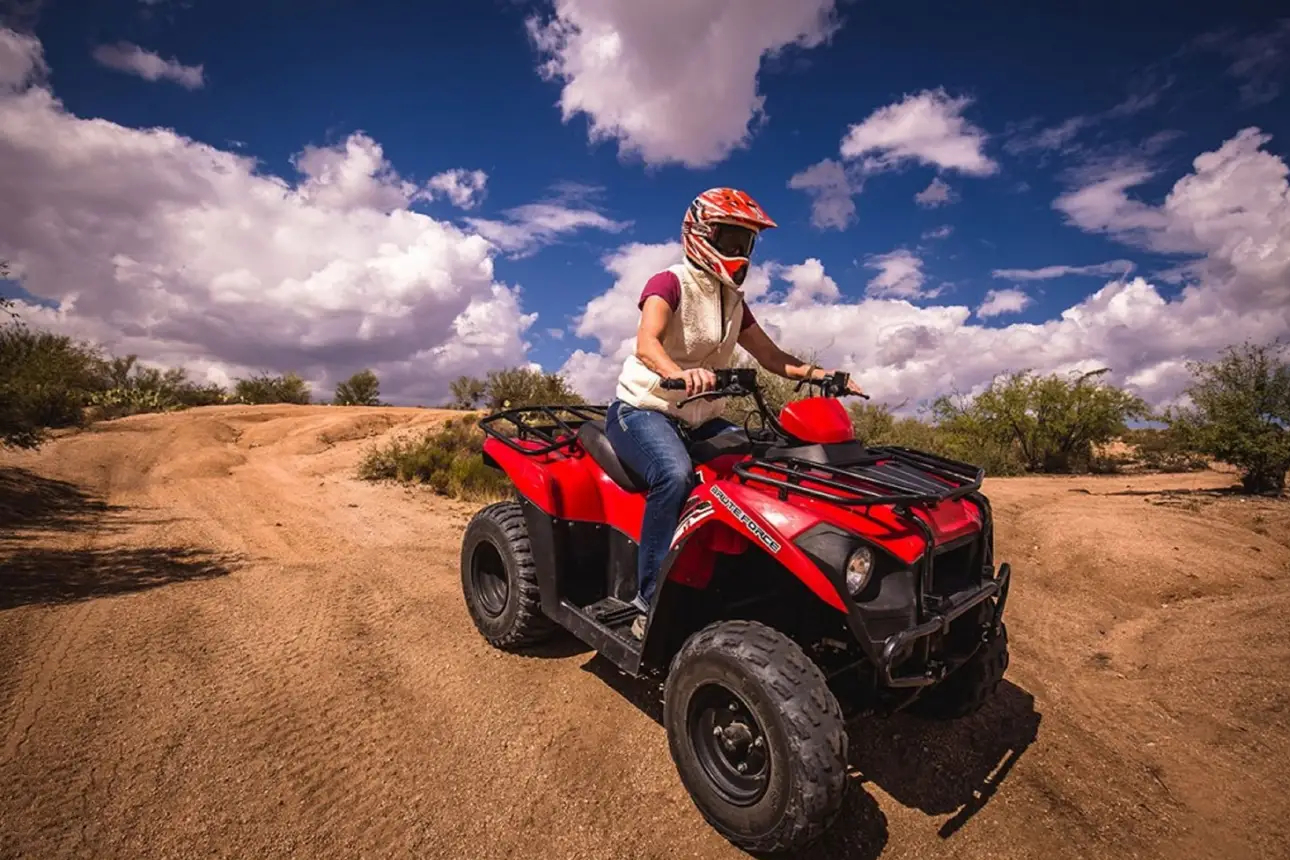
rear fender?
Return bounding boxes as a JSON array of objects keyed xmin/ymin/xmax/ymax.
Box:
[{"xmin": 481, "ymin": 436, "xmax": 609, "ymax": 523}]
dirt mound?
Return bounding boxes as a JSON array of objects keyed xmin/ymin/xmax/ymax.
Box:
[{"xmin": 1, "ymin": 405, "xmax": 1287, "ymax": 860}]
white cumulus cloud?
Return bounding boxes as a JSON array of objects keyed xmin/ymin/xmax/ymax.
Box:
[
  {"xmin": 91, "ymin": 41, "xmax": 204, "ymax": 89},
  {"xmin": 427, "ymin": 168, "xmax": 488, "ymax": 209},
  {"xmin": 0, "ymin": 28, "xmax": 553, "ymax": 405},
  {"xmin": 840, "ymin": 88, "xmax": 998, "ymax": 177},
  {"xmin": 976, "ymin": 288, "xmax": 1031, "ymax": 318},
  {"xmin": 992, "ymin": 260, "xmax": 1135, "ymax": 281},
  {"xmin": 914, "ymin": 177, "xmax": 958, "ymax": 208},
  {"xmin": 794, "ymin": 87, "xmax": 995, "ymax": 229},
  {"xmin": 525, "ymin": 0, "xmax": 840, "ymax": 168},
  {"xmin": 465, "ymin": 201, "xmax": 630, "ymax": 258},
  {"xmin": 865, "ymin": 249, "xmax": 935, "ymax": 300},
  {"xmin": 788, "ymin": 159, "xmax": 861, "ymax": 230}
]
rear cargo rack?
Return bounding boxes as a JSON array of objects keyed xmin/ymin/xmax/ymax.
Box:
[
  {"xmin": 478, "ymin": 404, "xmax": 608, "ymax": 455},
  {"xmin": 732, "ymin": 445, "xmax": 983, "ymax": 507}
]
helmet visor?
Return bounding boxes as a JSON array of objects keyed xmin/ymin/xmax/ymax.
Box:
[{"xmin": 709, "ymin": 223, "xmax": 757, "ymax": 259}]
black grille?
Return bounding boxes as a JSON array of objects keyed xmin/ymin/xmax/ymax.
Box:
[{"xmin": 931, "ymin": 540, "xmax": 978, "ymax": 596}]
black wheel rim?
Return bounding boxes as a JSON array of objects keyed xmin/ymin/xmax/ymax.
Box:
[
  {"xmin": 687, "ymin": 683, "xmax": 770, "ymax": 806},
  {"xmin": 470, "ymin": 542, "xmax": 509, "ymax": 618}
]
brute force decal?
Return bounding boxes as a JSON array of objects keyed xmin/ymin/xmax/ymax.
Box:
[
  {"xmin": 710, "ymin": 486, "xmax": 782, "ymax": 553},
  {"xmin": 671, "ymin": 501, "xmax": 714, "ymax": 547}
]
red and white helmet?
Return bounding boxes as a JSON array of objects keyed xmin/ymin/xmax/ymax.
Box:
[{"xmin": 682, "ymin": 187, "xmax": 778, "ymax": 290}]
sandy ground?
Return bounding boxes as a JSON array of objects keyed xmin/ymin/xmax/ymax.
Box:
[{"xmin": 1, "ymin": 404, "xmax": 1288, "ymax": 860}]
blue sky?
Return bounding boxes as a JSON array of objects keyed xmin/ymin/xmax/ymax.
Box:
[{"xmin": 1, "ymin": 0, "xmax": 1288, "ymax": 408}]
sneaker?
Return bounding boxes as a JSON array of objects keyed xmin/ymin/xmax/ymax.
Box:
[{"xmin": 631, "ymin": 614, "xmax": 646, "ymax": 640}]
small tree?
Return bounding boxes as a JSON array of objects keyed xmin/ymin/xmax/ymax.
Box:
[
  {"xmin": 450, "ymin": 375, "xmax": 487, "ymax": 410},
  {"xmin": 933, "ymin": 368, "xmax": 1148, "ymax": 473},
  {"xmin": 484, "ymin": 367, "xmax": 584, "ymax": 410},
  {"xmin": 849, "ymin": 401, "xmax": 896, "ymax": 444},
  {"xmin": 234, "ymin": 372, "xmax": 312, "ymax": 405},
  {"xmin": 0, "ymin": 325, "xmax": 105, "ymax": 448},
  {"xmin": 1165, "ymin": 341, "xmax": 1289, "ymax": 495},
  {"xmin": 333, "ymin": 369, "xmax": 381, "ymax": 406}
]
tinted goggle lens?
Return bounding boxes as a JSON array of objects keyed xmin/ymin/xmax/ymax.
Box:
[{"xmin": 710, "ymin": 224, "xmax": 756, "ymax": 258}]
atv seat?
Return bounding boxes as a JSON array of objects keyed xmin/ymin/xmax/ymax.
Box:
[{"xmin": 577, "ymin": 420, "xmax": 648, "ymax": 492}]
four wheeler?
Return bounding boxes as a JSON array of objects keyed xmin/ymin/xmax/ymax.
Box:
[{"xmin": 459, "ymin": 368, "xmax": 1012, "ymax": 853}]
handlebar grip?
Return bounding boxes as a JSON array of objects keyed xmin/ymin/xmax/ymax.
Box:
[{"xmin": 659, "ymin": 378, "xmax": 687, "ymax": 390}]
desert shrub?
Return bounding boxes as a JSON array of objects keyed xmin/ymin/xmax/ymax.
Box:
[
  {"xmin": 0, "ymin": 323, "xmax": 106, "ymax": 448},
  {"xmin": 932, "ymin": 368, "xmax": 1148, "ymax": 474},
  {"xmin": 88, "ymin": 354, "xmax": 229, "ymax": 418},
  {"xmin": 483, "ymin": 367, "xmax": 585, "ymax": 410},
  {"xmin": 1164, "ymin": 340, "xmax": 1290, "ymax": 495},
  {"xmin": 357, "ymin": 417, "xmax": 510, "ymax": 501},
  {"xmin": 333, "ymin": 369, "xmax": 381, "ymax": 406},
  {"xmin": 1121, "ymin": 427, "xmax": 1209, "ymax": 473},
  {"xmin": 848, "ymin": 401, "xmax": 896, "ymax": 444},
  {"xmin": 449, "ymin": 375, "xmax": 487, "ymax": 409},
  {"xmin": 234, "ymin": 372, "xmax": 312, "ymax": 405},
  {"xmin": 447, "ymin": 367, "xmax": 585, "ymax": 411}
]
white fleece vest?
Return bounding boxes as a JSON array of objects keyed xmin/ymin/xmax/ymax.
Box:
[{"xmin": 615, "ymin": 261, "xmax": 746, "ymax": 427}]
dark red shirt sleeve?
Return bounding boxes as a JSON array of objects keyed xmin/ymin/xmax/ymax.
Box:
[
  {"xmin": 639, "ymin": 271, "xmax": 681, "ymax": 311},
  {"xmin": 640, "ymin": 269, "xmax": 757, "ymax": 332}
]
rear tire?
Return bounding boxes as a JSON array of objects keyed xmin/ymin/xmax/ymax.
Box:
[
  {"xmin": 460, "ymin": 501, "xmax": 555, "ymax": 649},
  {"xmin": 911, "ymin": 622, "xmax": 1009, "ymax": 719},
  {"xmin": 663, "ymin": 620, "xmax": 849, "ymax": 854}
]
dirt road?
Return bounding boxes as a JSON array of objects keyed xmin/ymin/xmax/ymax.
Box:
[{"xmin": 2, "ymin": 405, "xmax": 1288, "ymax": 859}]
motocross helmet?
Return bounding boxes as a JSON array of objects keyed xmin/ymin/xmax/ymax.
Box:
[{"xmin": 681, "ymin": 187, "xmax": 777, "ymax": 290}]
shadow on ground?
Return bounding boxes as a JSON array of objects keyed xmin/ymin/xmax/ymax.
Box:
[
  {"xmin": 0, "ymin": 467, "xmax": 125, "ymax": 538},
  {"xmin": 583, "ymin": 655, "xmax": 1039, "ymax": 857},
  {"xmin": 0, "ymin": 546, "xmax": 240, "ymax": 609}
]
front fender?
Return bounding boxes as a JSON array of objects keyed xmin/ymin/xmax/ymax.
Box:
[{"xmin": 667, "ymin": 481, "xmax": 847, "ymax": 613}]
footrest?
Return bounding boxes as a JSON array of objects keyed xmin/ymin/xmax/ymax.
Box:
[{"xmin": 583, "ymin": 597, "xmax": 641, "ymax": 628}]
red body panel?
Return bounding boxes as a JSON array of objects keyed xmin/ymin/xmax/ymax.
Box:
[
  {"xmin": 779, "ymin": 398, "xmax": 855, "ymax": 444},
  {"xmin": 484, "ymin": 421, "xmax": 983, "ymax": 610}
]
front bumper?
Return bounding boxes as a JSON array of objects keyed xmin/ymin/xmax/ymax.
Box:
[{"xmin": 875, "ymin": 562, "xmax": 1011, "ymax": 688}]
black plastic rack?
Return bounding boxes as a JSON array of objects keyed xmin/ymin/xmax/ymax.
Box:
[
  {"xmin": 478, "ymin": 404, "xmax": 608, "ymax": 455},
  {"xmin": 732, "ymin": 445, "xmax": 983, "ymax": 507}
]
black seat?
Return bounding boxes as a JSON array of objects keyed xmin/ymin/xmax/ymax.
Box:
[
  {"xmin": 689, "ymin": 430, "xmax": 752, "ymax": 465},
  {"xmin": 577, "ymin": 420, "xmax": 648, "ymax": 492}
]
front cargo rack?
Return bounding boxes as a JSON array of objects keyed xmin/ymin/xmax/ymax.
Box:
[
  {"xmin": 732, "ymin": 445, "xmax": 984, "ymax": 507},
  {"xmin": 478, "ymin": 404, "xmax": 608, "ymax": 455}
]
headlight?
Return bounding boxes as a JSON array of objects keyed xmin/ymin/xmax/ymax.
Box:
[{"xmin": 844, "ymin": 546, "xmax": 874, "ymax": 596}]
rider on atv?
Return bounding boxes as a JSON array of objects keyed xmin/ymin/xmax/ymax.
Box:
[{"xmin": 606, "ymin": 187, "xmax": 865, "ymax": 638}]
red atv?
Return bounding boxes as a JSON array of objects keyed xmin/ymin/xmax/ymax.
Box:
[{"xmin": 460, "ymin": 368, "xmax": 1012, "ymax": 853}]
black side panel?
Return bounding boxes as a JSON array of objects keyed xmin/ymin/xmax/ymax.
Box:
[
  {"xmin": 520, "ymin": 500, "xmax": 563, "ymax": 615},
  {"xmin": 855, "ymin": 567, "xmax": 918, "ymax": 645},
  {"xmin": 607, "ymin": 530, "xmax": 639, "ymax": 602}
]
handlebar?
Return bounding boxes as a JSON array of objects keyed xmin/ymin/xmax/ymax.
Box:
[{"xmin": 659, "ymin": 367, "xmax": 868, "ymax": 407}]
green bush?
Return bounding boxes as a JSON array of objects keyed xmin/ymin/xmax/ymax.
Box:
[
  {"xmin": 233, "ymin": 372, "xmax": 312, "ymax": 405},
  {"xmin": 1121, "ymin": 427, "xmax": 1209, "ymax": 473},
  {"xmin": 88, "ymin": 354, "xmax": 230, "ymax": 419},
  {"xmin": 931, "ymin": 368, "xmax": 1147, "ymax": 474},
  {"xmin": 0, "ymin": 323, "xmax": 106, "ymax": 448},
  {"xmin": 357, "ymin": 417, "xmax": 511, "ymax": 501},
  {"xmin": 447, "ymin": 367, "xmax": 584, "ymax": 411},
  {"xmin": 1164, "ymin": 341, "xmax": 1289, "ymax": 494},
  {"xmin": 333, "ymin": 369, "xmax": 381, "ymax": 406}
]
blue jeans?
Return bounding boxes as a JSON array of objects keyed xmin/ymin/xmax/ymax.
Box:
[{"xmin": 604, "ymin": 400, "xmax": 739, "ymax": 609}]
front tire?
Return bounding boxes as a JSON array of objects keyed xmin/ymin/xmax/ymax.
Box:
[
  {"xmin": 663, "ymin": 621, "xmax": 849, "ymax": 854},
  {"xmin": 460, "ymin": 501, "xmax": 555, "ymax": 649}
]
